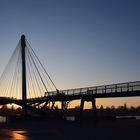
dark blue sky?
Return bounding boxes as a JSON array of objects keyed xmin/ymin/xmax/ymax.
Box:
[{"xmin": 0, "ymin": 0, "xmax": 140, "ymax": 107}]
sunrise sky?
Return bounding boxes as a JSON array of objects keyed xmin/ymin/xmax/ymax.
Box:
[{"xmin": 0, "ymin": 0, "xmax": 140, "ymax": 108}]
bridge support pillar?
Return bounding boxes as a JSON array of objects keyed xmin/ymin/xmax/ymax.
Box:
[
  {"xmin": 60, "ymin": 101, "xmax": 65, "ymax": 117},
  {"xmin": 41, "ymin": 101, "xmax": 48, "ymax": 109},
  {"xmin": 51, "ymin": 102, "xmax": 55, "ymax": 110},
  {"xmin": 92, "ymin": 98, "xmax": 97, "ymax": 118},
  {"xmin": 80, "ymin": 99, "xmax": 84, "ymax": 120},
  {"xmin": 61, "ymin": 101, "xmax": 64, "ymax": 110}
]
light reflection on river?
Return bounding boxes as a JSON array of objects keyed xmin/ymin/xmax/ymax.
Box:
[
  {"xmin": 0, "ymin": 116, "xmax": 29, "ymax": 139},
  {"xmin": 0, "ymin": 116, "xmax": 6, "ymax": 123},
  {"xmin": 1, "ymin": 129, "xmax": 29, "ymax": 140}
]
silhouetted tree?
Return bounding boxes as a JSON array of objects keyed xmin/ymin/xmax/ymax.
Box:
[
  {"xmin": 11, "ymin": 105, "xmax": 15, "ymax": 111},
  {"xmin": 111, "ymin": 105, "xmax": 115, "ymax": 110},
  {"xmin": 1, "ymin": 104, "xmax": 8, "ymax": 110},
  {"xmin": 75, "ymin": 105, "xmax": 80, "ymax": 110},
  {"xmin": 100, "ymin": 105, "xmax": 104, "ymax": 110}
]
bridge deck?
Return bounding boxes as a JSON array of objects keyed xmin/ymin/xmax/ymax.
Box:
[
  {"xmin": 45, "ymin": 81, "xmax": 140, "ymax": 100},
  {"xmin": 0, "ymin": 81, "xmax": 140, "ymax": 104}
]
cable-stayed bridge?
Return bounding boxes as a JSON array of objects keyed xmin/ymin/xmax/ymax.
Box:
[{"xmin": 0, "ymin": 35, "xmax": 140, "ymax": 116}]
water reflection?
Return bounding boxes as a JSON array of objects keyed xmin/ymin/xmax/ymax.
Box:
[
  {"xmin": 2, "ymin": 129, "xmax": 29, "ymax": 140},
  {"xmin": 116, "ymin": 115, "xmax": 140, "ymax": 120},
  {"xmin": 0, "ymin": 116, "xmax": 6, "ymax": 123}
]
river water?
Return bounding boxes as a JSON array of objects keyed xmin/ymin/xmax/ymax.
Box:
[{"xmin": 0, "ymin": 116, "xmax": 140, "ymax": 140}]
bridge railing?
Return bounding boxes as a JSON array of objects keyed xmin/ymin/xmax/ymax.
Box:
[{"xmin": 46, "ymin": 81, "xmax": 140, "ymax": 97}]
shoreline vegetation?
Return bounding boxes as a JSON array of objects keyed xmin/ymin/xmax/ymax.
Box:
[{"xmin": 0, "ymin": 104, "xmax": 140, "ymax": 117}]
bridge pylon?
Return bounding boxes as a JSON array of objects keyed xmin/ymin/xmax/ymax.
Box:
[{"xmin": 21, "ymin": 34, "xmax": 27, "ymax": 115}]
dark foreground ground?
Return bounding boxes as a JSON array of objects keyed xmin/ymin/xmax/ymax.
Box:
[{"xmin": 0, "ymin": 118, "xmax": 140, "ymax": 140}]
